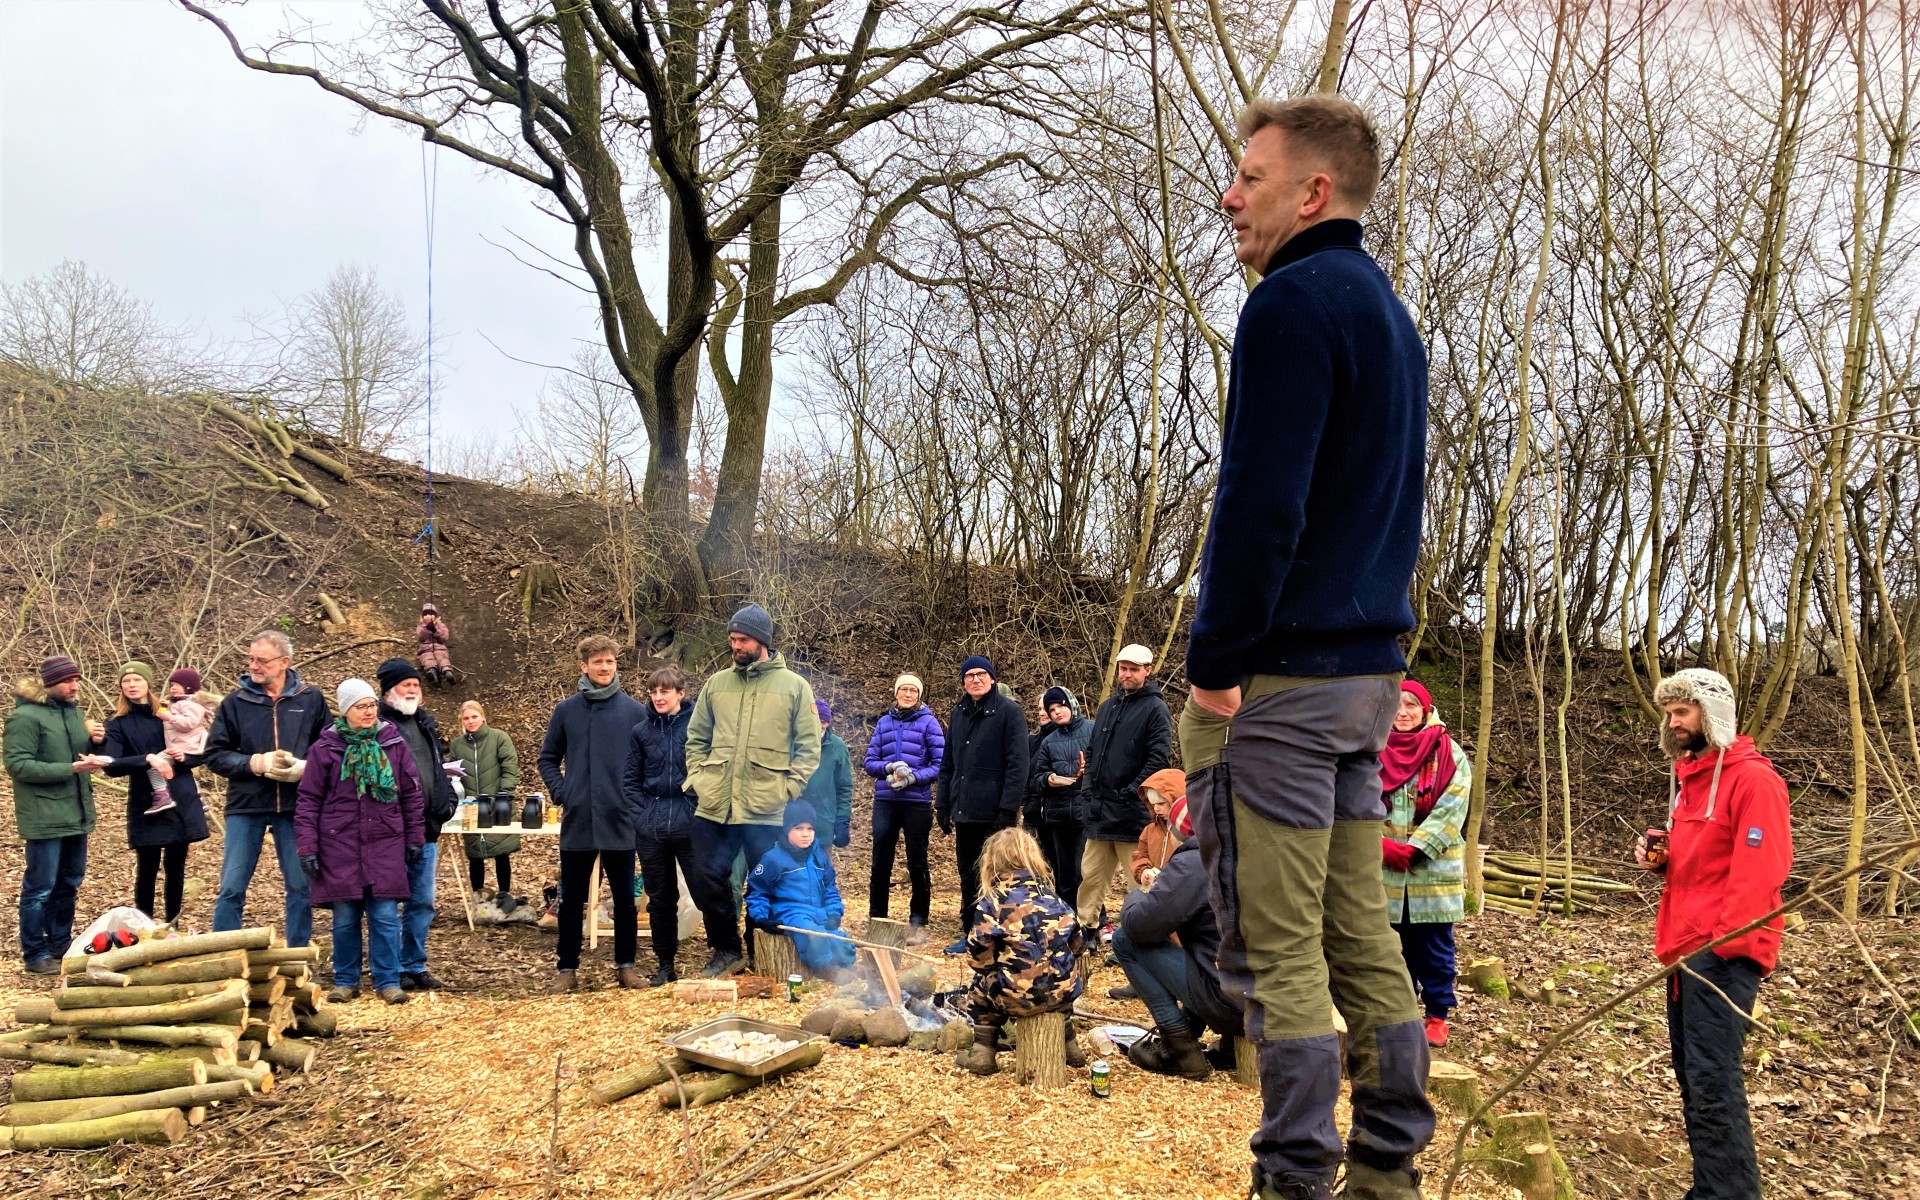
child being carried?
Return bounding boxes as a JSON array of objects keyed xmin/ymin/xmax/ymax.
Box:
[
  {"xmin": 955, "ymin": 827, "xmax": 1087, "ymax": 1076},
  {"xmin": 745, "ymin": 801, "xmax": 858, "ymax": 982},
  {"xmin": 143, "ymin": 669, "xmax": 216, "ymax": 817}
]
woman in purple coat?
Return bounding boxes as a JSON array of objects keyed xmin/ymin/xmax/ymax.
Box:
[
  {"xmin": 862, "ymin": 674, "xmax": 945, "ymax": 941},
  {"xmin": 296, "ymin": 679, "xmax": 424, "ymax": 1006}
]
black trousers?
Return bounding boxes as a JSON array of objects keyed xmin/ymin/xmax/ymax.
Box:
[
  {"xmin": 134, "ymin": 842, "xmax": 191, "ymax": 922},
  {"xmin": 690, "ymin": 817, "xmax": 780, "ymax": 958},
  {"xmin": 869, "ymin": 800, "xmax": 932, "ymax": 924},
  {"xmin": 555, "ymin": 849, "xmax": 636, "ymax": 972},
  {"xmin": 468, "ymin": 855, "xmax": 511, "ymax": 892},
  {"xmin": 1035, "ymin": 820, "xmax": 1084, "ymax": 913},
  {"xmin": 636, "ymin": 832, "xmax": 735, "ymax": 973},
  {"xmin": 1668, "ymin": 951, "xmax": 1763, "ymax": 1200},
  {"xmin": 954, "ymin": 820, "xmax": 1001, "ymax": 933}
]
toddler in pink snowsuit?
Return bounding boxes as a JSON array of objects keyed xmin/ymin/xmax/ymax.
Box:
[{"xmin": 144, "ymin": 669, "xmax": 215, "ymax": 817}]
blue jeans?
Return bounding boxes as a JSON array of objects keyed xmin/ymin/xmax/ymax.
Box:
[
  {"xmin": 330, "ymin": 891, "xmax": 403, "ymax": 991},
  {"xmin": 214, "ymin": 812, "xmax": 312, "ymax": 948},
  {"xmin": 19, "ymin": 834, "xmax": 88, "ymax": 962},
  {"xmin": 1111, "ymin": 924, "xmax": 1194, "ymax": 1031},
  {"xmin": 401, "ymin": 840, "xmax": 438, "ymax": 974},
  {"xmin": 1392, "ymin": 921, "xmax": 1457, "ymax": 1019}
]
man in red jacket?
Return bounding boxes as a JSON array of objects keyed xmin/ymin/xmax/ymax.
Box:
[{"xmin": 1637, "ymin": 667, "xmax": 1792, "ymax": 1200}]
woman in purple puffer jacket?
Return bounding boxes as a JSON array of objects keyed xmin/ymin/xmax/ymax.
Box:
[
  {"xmin": 295, "ymin": 678, "xmax": 424, "ymax": 1007},
  {"xmin": 862, "ymin": 674, "xmax": 945, "ymax": 942}
]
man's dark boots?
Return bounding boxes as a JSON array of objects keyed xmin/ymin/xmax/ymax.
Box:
[
  {"xmin": 1128, "ymin": 1022, "xmax": 1212, "ymax": 1080},
  {"xmin": 1336, "ymin": 1162, "xmax": 1423, "ymax": 1200}
]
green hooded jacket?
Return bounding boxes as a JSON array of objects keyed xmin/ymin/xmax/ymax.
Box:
[
  {"xmin": 4, "ymin": 678, "xmax": 101, "ymax": 841},
  {"xmin": 684, "ymin": 653, "xmax": 821, "ymax": 826},
  {"xmin": 453, "ymin": 722, "xmax": 523, "ymax": 859}
]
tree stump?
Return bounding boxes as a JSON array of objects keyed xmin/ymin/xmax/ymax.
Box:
[
  {"xmin": 1467, "ymin": 1110, "xmax": 1573, "ymax": 1200},
  {"xmin": 1426, "ymin": 1059, "xmax": 1484, "ymax": 1121},
  {"xmin": 753, "ymin": 930, "xmax": 800, "ymax": 981},
  {"xmin": 1014, "ymin": 1012, "xmax": 1069, "ymax": 1088},
  {"xmin": 1463, "ymin": 957, "xmax": 1510, "ymax": 1002},
  {"xmin": 1232, "ymin": 1036, "xmax": 1259, "ymax": 1087}
]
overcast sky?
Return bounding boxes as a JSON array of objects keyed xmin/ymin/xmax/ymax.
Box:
[{"xmin": 0, "ymin": 0, "xmax": 607, "ymax": 462}]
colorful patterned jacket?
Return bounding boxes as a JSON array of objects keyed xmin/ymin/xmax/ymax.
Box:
[
  {"xmin": 966, "ymin": 869, "xmax": 1085, "ymax": 1016},
  {"xmin": 1381, "ymin": 736, "xmax": 1471, "ymax": 924}
]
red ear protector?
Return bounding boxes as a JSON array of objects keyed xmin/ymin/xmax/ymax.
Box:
[{"xmin": 87, "ymin": 929, "xmax": 138, "ymax": 954}]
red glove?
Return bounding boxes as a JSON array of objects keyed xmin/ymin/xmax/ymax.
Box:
[{"xmin": 1381, "ymin": 838, "xmax": 1418, "ymax": 872}]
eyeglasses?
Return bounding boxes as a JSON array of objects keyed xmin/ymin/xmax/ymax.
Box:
[
  {"xmin": 963, "ymin": 671, "xmax": 992, "ymax": 681},
  {"xmin": 247, "ymin": 655, "xmax": 289, "ymax": 666}
]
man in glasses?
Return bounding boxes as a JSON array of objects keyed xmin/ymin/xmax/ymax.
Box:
[{"xmin": 205, "ymin": 630, "xmax": 332, "ymax": 948}]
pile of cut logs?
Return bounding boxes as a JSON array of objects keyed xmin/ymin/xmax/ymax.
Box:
[{"xmin": 0, "ymin": 927, "xmax": 334, "ymax": 1149}]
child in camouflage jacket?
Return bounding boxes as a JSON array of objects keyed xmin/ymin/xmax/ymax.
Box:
[{"xmin": 956, "ymin": 827, "xmax": 1087, "ymax": 1076}]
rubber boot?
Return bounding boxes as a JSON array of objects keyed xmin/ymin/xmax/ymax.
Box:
[
  {"xmin": 955, "ymin": 1024, "xmax": 1002, "ymax": 1076},
  {"xmin": 1336, "ymin": 1162, "xmax": 1423, "ymax": 1200},
  {"xmin": 1128, "ymin": 1023, "xmax": 1212, "ymax": 1080}
]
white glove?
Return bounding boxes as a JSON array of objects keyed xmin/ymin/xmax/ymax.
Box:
[
  {"xmin": 249, "ymin": 752, "xmax": 271, "ymax": 776},
  {"xmin": 265, "ymin": 756, "xmax": 306, "ymax": 783}
]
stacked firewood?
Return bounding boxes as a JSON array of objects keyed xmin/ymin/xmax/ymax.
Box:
[{"xmin": 0, "ymin": 927, "xmax": 333, "ymax": 1148}]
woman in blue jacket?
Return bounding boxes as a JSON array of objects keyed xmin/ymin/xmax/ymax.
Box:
[
  {"xmin": 862, "ymin": 674, "xmax": 944, "ymax": 941},
  {"xmin": 744, "ymin": 801, "xmax": 855, "ymax": 978}
]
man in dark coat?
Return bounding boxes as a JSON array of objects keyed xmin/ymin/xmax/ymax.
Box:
[
  {"xmin": 205, "ymin": 631, "xmax": 332, "ymax": 950},
  {"xmin": 376, "ymin": 658, "xmax": 459, "ymax": 991},
  {"xmin": 1181, "ymin": 95, "xmax": 1433, "ymax": 1200},
  {"xmin": 539, "ymin": 634, "xmax": 647, "ymax": 992},
  {"xmin": 935, "ymin": 655, "xmax": 1028, "ymax": 955},
  {"xmin": 1074, "ymin": 643, "xmax": 1172, "ymax": 930}
]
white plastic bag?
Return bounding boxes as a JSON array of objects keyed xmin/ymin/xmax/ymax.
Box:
[{"xmin": 67, "ymin": 905, "xmax": 164, "ymax": 959}]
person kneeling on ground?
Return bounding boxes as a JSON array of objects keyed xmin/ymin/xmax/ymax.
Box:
[
  {"xmin": 956, "ymin": 827, "xmax": 1086, "ymax": 1076},
  {"xmin": 743, "ymin": 801, "xmax": 856, "ymax": 981},
  {"xmin": 1113, "ymin": 794, "xmax": 1245, "ymax": 1079},
  {"xmin": 298, "ymin": 679, "xmax": 425, "ymax": 1006}
]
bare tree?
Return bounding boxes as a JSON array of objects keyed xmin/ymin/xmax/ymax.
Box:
[
  {"xmin": 257, "ymin": 264, "xmax": 425, "ymax": 455},
  {"xmin": 0, "ymin": 260, "xmax": 196, "ymax": 390}
]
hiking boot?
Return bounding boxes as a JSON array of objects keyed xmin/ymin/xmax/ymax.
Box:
[
  {"xmin": 24, "ymin": 957, "xmax": 61, "ymax": 976},
  {"xmin": 905, "ymin": 923, "xmax": 930, "ymax": 947},
  {"xmin": 325, "ymin": 984, "xmax": 359, "ymax": 1004},
  {"xmin": 1253, "ymin": 1166, "xmax": 1335, "ymax": 1200},
  {"xmin": 549, "ymin": 970, "xmax": 578, "ymax": 994},
  {"xmin": 1107, "ymin": 985, "xmax": 1137, "ymax": 1001},
  {"xmin": 700, "ymin": 951, "xmax": 744, "ymax": 979},
  {"xmin": 955, "ymin": 1024, "xmax": 1002, "ymax": 1076},
  {"xmin": 1337, "ymin": 1162, "xmax": 1423, "ymax": 1200},
  {"xmin": 377, "ymin": 986, "xmax": 410, "ymax": 1005},
  {"xmin": 1424, "ymin": 1016, "xmax": 1449, "ymax": 1047},
  {"xmin": 1064, "ymin": 1028, "xmax": 1086, "ymax": 1069},
  {"xmin": 648, "ymin": 966, "xmax": 676, "ymax": 988},
  {"xmin": 617, "ymin": 967, "xmax": 645, "ymax": 989},
  {"xmin": 403, "ymin": 970, "xmax": 446, "ymax": 991},
  {"xmin": 1128, "ymin": 1024, "xmax": 1212, "ymax": 1080}
]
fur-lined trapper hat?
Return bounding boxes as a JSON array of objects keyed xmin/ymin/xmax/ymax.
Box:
[{"xmin": 1653, "ymin": 668, "xmax": 1737, "ymax": 758}]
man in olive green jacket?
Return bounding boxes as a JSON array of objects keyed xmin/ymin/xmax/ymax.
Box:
[
  {"xmin": 684, "ymin": 604, "xmax": 820, "ymax": 976},
  {"xmin": 5, "ymin": 656, "xmax": 109, "ymax": 972}
]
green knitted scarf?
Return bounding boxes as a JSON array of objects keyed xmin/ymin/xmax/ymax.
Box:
[{"xmin": 335, "ymin": 718, "xmax": 397, "ymax": 804}]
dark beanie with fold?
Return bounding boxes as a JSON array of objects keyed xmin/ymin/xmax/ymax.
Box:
[
  {"xmin": 377, "ymin": 657, "xmax": 422, "ymax": 695},
  {"xmin": 959, "ymin": 655, "xmax": 996, "ymax": 680}
]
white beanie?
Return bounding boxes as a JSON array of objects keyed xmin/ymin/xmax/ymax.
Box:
[
  {"xmin": 1116, "ymin": 643, "xmax": 1154, "ymax": 667},
  {"xmin": 894, "ymin": 673, "xmax": 925, "ymax": 695},
  {"xmin": 1652, "ymin": 668, "xmax": 1737, "ymax": 756},
  {"xmin": 336, "ymin": 678, "xmax": 377, "ymax": 712}
]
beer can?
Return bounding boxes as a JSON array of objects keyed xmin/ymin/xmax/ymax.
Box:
[
  {"xmin": 1090, "ymin": 1058, "xmax": 1111, "ymax": 1098},
  {"xmin": 786, "ymin": 974, "xmax": 803, "ymax": 1003}
]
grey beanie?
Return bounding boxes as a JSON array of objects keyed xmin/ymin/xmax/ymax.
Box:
[{"xmin": 728, "ymin": 604, "xmax": 775, "ymax": 648}]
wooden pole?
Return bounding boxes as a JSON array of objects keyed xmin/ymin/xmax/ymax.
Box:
[
  {"xmin": 1013, "ymin": 1013, "xmax": 1069, "ymax": 1088},
  {"xmin": 19, "ymin": 981, "xmax": 247, "ymax": 1027},
  {"xmin": 38, "ymin": 1023, "xmax": 239, "ymax": 1050},
  {"xmin": 0, "ymin": 1043, "xmax": 144, "ymax": 1068},
  {"xmin": 588, "ymin": 1053, "xmax": 700, "ymax": 1105},
  {"xmin": 7, "ymin": 1080, "xmax": 254, "ymax": 1127},
  {"xmin": 53, "ymin": 981, "xmax": 234, "ymax": 1010},
  {"xmin": 652, "ymin": 1044, "xmax": 824, "ymax": 1109},
  {"xmin": 776, "ymin": 924, "xmax": 944, "ymax": 966},
  {"xmin": 10, "ymin": 1059, "xmax": 206, "ymax": 1102},
  {"xmin": 90, "ymin": 927, "xmax": 278, "ymax": 973},
  {"xmin": 0, "ymin": 1107, "xmax": 188, "ymax": 1149}
]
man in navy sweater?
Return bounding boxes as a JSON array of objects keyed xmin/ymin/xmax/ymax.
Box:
[{"xmin": 1181, "ymin": 95, "xmax": 1434, "ymax": 1200}]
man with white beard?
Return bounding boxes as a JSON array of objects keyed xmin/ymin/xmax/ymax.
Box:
[{"xmin": 375, "ymin": 658, "xmax": 459, "ymax": 991}]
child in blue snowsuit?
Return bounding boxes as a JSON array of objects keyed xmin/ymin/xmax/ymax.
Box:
[{"xmin": 744, "ymin": 801, "xmax": 857, "ymax": 978}]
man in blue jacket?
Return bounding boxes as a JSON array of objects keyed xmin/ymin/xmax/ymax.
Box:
[
  {"xmin": 539, "ymin": 634, "xmax": 647, "ymax": 993},
  {"xmin": 205, "ymin": 631, "xmax": 332, "ymax": 950},
  {"xmin": 1182, "ymin": 95, "xmax": 1432, "ymax": 1200}
]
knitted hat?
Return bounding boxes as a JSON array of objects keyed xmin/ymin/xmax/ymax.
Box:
[
  {"xmin": 39, "ymin": 656, "xmax": 81, "ymax": 687},
  {"xmin": 784, "ymin": 800, "xmax": 820, "ymax": 833},
  {"xmin": 960, "ymin": 655, "xmax": 996, "ymax": 680},
  {"xmin": 1168, "ymin": 796, "xmax": 1193, "ymax": 839},
  {"xmin": 1115, "ymin": 643, "xmax": 1154, "ymax": 667},
  {"xmin": 1401, "ymin": 680, "xmax": 1434, "ymax": 719},
  {"xmin": 337, "ymin": 678, "xmax": 378, "ymax": 711},
  {"xmin": 1139, "ymin": 767, "xmax": 1188, "ymax": 804},
  {"xmin": 894, "ymin": 673, "xmax": 924, "ymax": 696},
  {"xmin": 119, "ymin": 661, "xmax": 156, "ymax": 692},
  {"xmin": 728, "ymin": 604, "xmax": 775, "ymax": 648},
  {"xmin": 1653, "ymin": 668, "xmax": 1737, "ymax": 756},
  {"xmin": 815, "ymin": 698, "xmax": 832, "ymax": 724},
  {"xmin": 376, "ymin": 657, "xmax": 422, "ymax": 695},
  {"xmin": 167, "ymin": 668, "xmax": 204, "ymax": 695},
  {"xmin": 1042, "ymin": 686, "xmax": 1071, "ymax": 711},
  {"xmin": 421, "ymin": 602, "xmax": 438, "ymax": 615}
]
